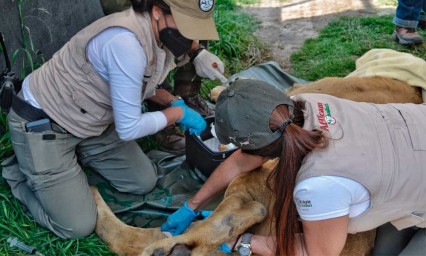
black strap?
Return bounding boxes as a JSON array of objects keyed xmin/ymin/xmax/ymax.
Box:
[
  {"xmin": 189, "ymin": 47, "xmax": 205, "ymax": 63},
  {"xmin": 11, "ymin": 93, "xmax": 50, "ymax": 121}
]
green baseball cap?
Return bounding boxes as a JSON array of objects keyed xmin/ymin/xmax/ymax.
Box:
[
  {"xmin": 163, "ymin": 0, "xmax": 219, "ymax": 40},
  {"xmin": 215, "ymin": 79, "xmax": 294, "ymax": 150}
]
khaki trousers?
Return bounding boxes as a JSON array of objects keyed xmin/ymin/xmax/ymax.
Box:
[{"xmin": 2, "ymin": 109, "xmax": 157, "ymax": 238}]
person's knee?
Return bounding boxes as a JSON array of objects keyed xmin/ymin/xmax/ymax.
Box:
[
  {"xmin": 52, "ymin": 215, "xmax": 96, "ymax": 239},
  {"xmin": 115, "ymin": 174, "xmax": 157, "ymax": 195}
]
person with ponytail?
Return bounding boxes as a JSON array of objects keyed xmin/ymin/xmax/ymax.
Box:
[
  {"xmin": 2, "ymin": 0, "xmax": 226, "ymax": 239},
  {"xmin": 165, "ymin": 78, "xmax": 426, "ymax": 255}
]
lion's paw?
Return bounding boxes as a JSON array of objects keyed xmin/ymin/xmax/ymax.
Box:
[{"xmin": 141, "ymin": 237, "xmax": 188, "ymax": 256}]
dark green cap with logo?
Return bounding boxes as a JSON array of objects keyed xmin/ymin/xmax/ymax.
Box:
[{"xmin": 215, "ymin": 79, "xmax": 294, "ymax": 150}]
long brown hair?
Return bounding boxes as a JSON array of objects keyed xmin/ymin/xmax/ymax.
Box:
[{"xmin": 244, "ymin": 100, "xmax": 328, "ymax": 255}]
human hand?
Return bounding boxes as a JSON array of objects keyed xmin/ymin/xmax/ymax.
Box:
[
  {"xmin": 171, "ymin": 99, "xmax": 206, "ymax": 135},
  {"xmin": 218, "ymin": 234, "xmax": 242, "ymax": 254},
  {"xmin": 218, "ymin": 243, "xmax": 233, "ymax": 254},
  {"xmin": 200, "ymin": 210, "xmax": 213, "ymax": 218},
  {"xmin": 178, "ymin": 108, "xmax": 206, "ymax": 136},
  {"xmin": 193, "ymin": 49, "xmax": 227, "ymax": 83},
  {"xmin": 161, "ymin": 201, "xmax": 200, "ymax": 236}
]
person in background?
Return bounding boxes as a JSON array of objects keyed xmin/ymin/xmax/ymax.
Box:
[
  {"xmin": 2, "ymin": 0, "xmax": 225, "ymax": 239},
  {"xmin": 392, "ymin": 0, "xmax": 426, "ymax": 45}
]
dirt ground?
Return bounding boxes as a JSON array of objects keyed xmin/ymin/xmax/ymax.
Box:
[{"xmin": 242, "ymin": 0, "xmax": 396, "ymax": 71}]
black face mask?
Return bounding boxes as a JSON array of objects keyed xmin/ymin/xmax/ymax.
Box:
[{"xmin": 159, "ymin": 28, "xmax": 193, "ymax": 59}]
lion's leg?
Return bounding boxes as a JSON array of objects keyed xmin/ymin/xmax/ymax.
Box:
[
  {"xmin": 341, "ymin": 230, "xmax": 376, "ymax": 256},
  {"xmin": 142, "ymin": 195, "xmax": 267, "ymax": 256},
  {"xmin": 91, "ymin": 187, "xmax": 166, "ymax": 256}
]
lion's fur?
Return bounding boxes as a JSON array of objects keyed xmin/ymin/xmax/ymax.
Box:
[{"xmin": 93, "ymin": 76, "xmax": 422, "ymax": 256}]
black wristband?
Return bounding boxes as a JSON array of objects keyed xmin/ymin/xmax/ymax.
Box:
[
  {"xmin": 189, "ymin": 47, "xmax": 205, "ymax": 62},
  {"xmin": 232, "ymin": 234, "xmax": 242, "ymax": 251}
]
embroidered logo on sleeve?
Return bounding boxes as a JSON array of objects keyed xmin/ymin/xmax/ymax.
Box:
[{"xmin": 296, "ymin": 199, "xmax": 312, "ymax": 209}]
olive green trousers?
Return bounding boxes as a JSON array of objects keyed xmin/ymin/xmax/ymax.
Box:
[{"xmin": 2, "ymin": 108, "xmax": 157, "ymax": 238}]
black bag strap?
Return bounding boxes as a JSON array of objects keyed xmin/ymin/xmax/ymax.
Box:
[{"xmin": 0, "ymin": 32, "xmax": 12, "ymax": 73}]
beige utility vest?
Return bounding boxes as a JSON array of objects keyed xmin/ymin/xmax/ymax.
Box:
[
  {"xmin": 294, "ymin": 93, "xmax": 426, "ymax": 233},
  {"xmin": 29, "ymin": 8, "xmax": 175, "ymax": 138}
]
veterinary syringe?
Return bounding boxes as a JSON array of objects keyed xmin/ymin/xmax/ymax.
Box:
[{"xmin": 7, "ymin": 237, "xmax": 45, "ymax": 256}]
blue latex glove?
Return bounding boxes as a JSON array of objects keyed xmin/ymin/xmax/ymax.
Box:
[
  {"xmin": 171, "ymin": 99, "xmax": 206, "ymax": 135},
  {"xmin": 170, "ymin": 98, "xmax": 186, "ymax": 108},
  {"xmin": 161, "ymin": 201, "xmax": 199, "ymax": 236},
  {"xmin": 218, "ymin": 243, "xmax": 233, "ymax": 254},
  {"xmin": 200, "ymin": 210, "xmax": 213, "ymax": 218}
]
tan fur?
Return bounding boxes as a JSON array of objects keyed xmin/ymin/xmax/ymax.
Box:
[
  {"xmin": 93, "ymin": 76, "xmax": 422, "ymax": 256},
  {"xmin": 91, "ymin": 187, "xmax": 167, "ymax": 255},
  {"xmin": 288, "ymin": 76, "xmax": 422, "ymax": 104}
]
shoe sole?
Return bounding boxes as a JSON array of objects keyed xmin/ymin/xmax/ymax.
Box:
[{"xmin": 392, "ymin": 32, "xmax": 424, "ymax": 45}]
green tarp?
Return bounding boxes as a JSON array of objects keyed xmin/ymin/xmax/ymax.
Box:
[{"xmin": 88, "ymin": 61, "xmax": 309, "ymax": 228}]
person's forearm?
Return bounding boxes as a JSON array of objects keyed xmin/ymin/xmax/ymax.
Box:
[
  {"xmin": 187, "ymin": 150, "xmax": 265, "ymax": 210},
  {"xmin": 161, "ymin": 107, "xmax": 183, "ymax": 126},
  {"xmin": 149, "ymin": 88, "xmax": 175, "ymax": 106},
  {"xmin": 226, "ymin": 234, "xmax": 275, "ymax": 256},
  {"xmin": 251, "ymin": 235, "xmax": 276, "ymax": 256},
  {"xmin": 148, "ymin": 89, "xmax": 184, "ymax": 126}
]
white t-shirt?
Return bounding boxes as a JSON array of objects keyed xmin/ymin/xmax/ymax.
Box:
[
  {"xmin": 294, "ymin": 176, "xmax": 370, "ymax": 221},
  {"xmin": 23, "ymin": 27, "xmax": 167, "ymax": 140}
]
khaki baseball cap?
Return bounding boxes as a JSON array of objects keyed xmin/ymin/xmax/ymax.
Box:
[
  {"xmin": 163, "ymin": 0, "xmax": 219, "ymax": 40},
  {"xmin": 215, "ymin": 79, "xmax": 294, "ymax": 150}
]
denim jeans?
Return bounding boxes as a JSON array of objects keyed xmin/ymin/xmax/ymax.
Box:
[{"xmin": 393, "ymin": 0, "xmax": 426, "ymax": 28}]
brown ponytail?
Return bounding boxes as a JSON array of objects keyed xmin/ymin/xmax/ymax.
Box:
[
  {"xmin": 244, "ymin": 100, "xmax": 328, "ymax": 255},
  {"xmin": 272, "ymin": 101, "xmax": 327, "ymax": 255}
]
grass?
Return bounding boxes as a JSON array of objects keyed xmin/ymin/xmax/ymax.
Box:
[
  {"xmin": 198, "ymin": 0, "xmax": 272, "ymax": 96},
  {"xmin": 1, "ymin": 0, "xmax": 426, "ymax": 255},
  {"xmin": 291, "ymin": 15, "xmax": 426, "ymax": 80}
]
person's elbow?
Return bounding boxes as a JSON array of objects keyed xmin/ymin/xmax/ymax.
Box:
[
  {"xmin": 118, "ymin": 132, "xmax": 134, "ymax": 141},
  {"xmin": 116, "ymin": 125, "xmax": 137, "ymax": 141}
]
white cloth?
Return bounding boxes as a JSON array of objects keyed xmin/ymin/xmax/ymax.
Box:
[
  {"xmin": 23, "ymin": 27, "xmax": 167, "ymax": 141},
  {"xmin": 294, "ymin": 176, "xmax": 370, "ymax": 221}
]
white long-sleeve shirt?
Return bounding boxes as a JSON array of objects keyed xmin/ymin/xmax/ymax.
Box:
[{"xmin": 23, "ymin": 27, "xmax": 167, "ymax": 140}]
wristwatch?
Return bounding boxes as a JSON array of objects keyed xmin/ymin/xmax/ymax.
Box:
[
  {"xmin": 168, "ymin": 95, "xmax": 182, "ymax": 106},
  {"xmin": 237, "ymin": 233, "xmax": 252, "ymax": 256}
]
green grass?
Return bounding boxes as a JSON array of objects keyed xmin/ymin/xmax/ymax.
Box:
[
  {"xmin": 198, "ymin": 0, "xmax": 272, "ymax": 95},
  {"xmin": 291, "ymin": 15, "xmax": 426, "ymax": 80},
  {"xmin": 2, "ymin": 0, "xmax": 426, "ymax": 255}
]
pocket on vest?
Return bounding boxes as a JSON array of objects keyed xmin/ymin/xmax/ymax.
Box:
[
  {"xmin": 392, "ymin": 104, "xmax": 426, "ymax": 150},
  {"xmin": 72, "ymin": 89, "xmax": 108, "ymax": 120}
]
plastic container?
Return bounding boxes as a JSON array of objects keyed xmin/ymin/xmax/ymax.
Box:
[{"xmin": 185, "ymin": 116, "xmax": 237, "ymax": 177}]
